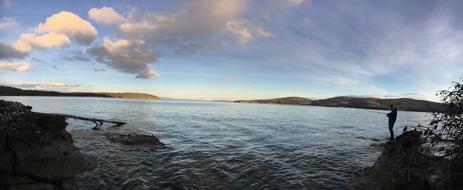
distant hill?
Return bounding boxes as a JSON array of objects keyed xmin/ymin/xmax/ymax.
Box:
[
  {"xmin": 236, "ymin": 96, "xmax": 447, "ymax": 112},
  {"xmin": 0, "ymin": 86, "xmax": 159, "ymax": 100},
  {"xmin": 235, "ymin": 97, "xmax": 313, "ymax": 105}
]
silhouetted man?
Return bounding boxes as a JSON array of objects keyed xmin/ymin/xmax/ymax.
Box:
[{"xmin": 387, "ymin": 105, "xmax": 398, "ymax": 139}]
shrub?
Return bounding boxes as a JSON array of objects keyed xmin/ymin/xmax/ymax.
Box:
[{"xmin": 421, "ymin": 79, "xmax": 463, "ymax": 159}]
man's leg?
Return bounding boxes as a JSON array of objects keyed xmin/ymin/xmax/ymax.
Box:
[{"xmin": 388, "ymin": 121, "xmax": 394, "ymax": 139}]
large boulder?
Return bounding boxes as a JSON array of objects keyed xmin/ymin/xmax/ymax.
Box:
[
  {"xmin": 351, "ymin": 130, "xmax": 451, "ymax": 190},
  {"xmin": 0, "ymin": 100, "xmax": 95, "ymax": 189}
]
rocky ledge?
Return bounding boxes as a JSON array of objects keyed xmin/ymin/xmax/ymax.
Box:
[
  {"xmin": 351, "ymin": 130, "xmax": 452, "ymax": 190},
  {"xmin": 0, "ymin": 100, "xmax": 96, "ymax": 190},
  {"xmin": 105, "ymin": 133, "xmax": 164, "ymax": 146}
]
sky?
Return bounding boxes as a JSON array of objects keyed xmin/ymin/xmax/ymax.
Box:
[{"xmin": 1, "ymin": 0, "xmax": 463, "ymax": 101}]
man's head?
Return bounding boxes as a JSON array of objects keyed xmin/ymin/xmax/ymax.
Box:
[{"xmin": 390, "ymin": 105, "xmax": 394, "ymax": 109}]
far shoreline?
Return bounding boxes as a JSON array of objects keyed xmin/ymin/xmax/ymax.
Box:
[
  {"xmin": 0, "ymin": 95, "xmax": 438, "ymax": 113},
  {"xmin": 0, "ymin": 86, "xmax": 160, "ymax": 100},
  {"xmin": 233, "ymin": 100, "xmax": 437, "ymax": 113},
  {"xmin": 0, "ymin": 95, "xmax": 160, "ymax": 102}
]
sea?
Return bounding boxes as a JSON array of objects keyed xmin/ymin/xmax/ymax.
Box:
[{"xmin": 1, "ymin": 96, "xmax": 430, "ymax": 190}]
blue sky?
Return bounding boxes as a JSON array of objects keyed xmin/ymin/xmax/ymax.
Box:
[{"xmin": 1, "ymin": 0, "xmax": 463, "ymax": 101}]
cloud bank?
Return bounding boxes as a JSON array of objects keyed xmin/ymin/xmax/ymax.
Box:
[
  {"xmin": 3, "ymin": 11, "xmax": 97, "ymax": 56},
  {"xmin": 83, "ymin": 1, "xmax": 274, "ymax": 78},
  {"xmin": 1, "ymin": 11, "xmax": 97, "ymax": 74},
  {"xmin": 114, "ymin": 0, "xmax": 271, "ymax": 46},
  {"xmin": 87, "ymin": 37, "xmax": 158, "ymax": 79},
  {"xmin": 2, "ymin": 1, "xmax": 292, "ymax": 79},
  {"xmin": 0, "ymin": 60, "xmax": 30, "ymax": 72},
  {"xmin": 0, "ymin": 43, "xmax": 26, "ymax": 59}
]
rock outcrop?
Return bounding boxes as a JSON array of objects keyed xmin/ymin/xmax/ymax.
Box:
[
  {"xmin": 105, "ymin": 133, "xmax": 164, "ymax": 146},
  {"xmin": 352, "ymin": 131, "xmax": 452, "ymax": 190},
  {"xmin": 0, "ymin": 100, "xmax": 95, "ymax": 189}
]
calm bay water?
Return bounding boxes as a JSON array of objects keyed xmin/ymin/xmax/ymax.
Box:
[{"xmin": 1, "ymin": 96, "xmax": 430, "ymax": 190}]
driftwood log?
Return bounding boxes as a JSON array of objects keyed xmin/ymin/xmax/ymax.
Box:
[{"xmin": 34, "ymin": 112, "xmax": 126, "ymax": 129}]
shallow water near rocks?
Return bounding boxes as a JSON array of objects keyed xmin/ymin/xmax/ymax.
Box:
[{"xmin": 1, "ymin": 96, "xmax": 430, "ymax": 189}]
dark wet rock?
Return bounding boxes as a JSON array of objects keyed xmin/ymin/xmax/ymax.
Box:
[
  {"xmin": 368, "ymin": 143, "xmax": 385, "ymax": 148},
  {"xmin": 370, "ymin": 138, "xmax": 381, "ymax": 142},
  {"xmin": 352, "ymin": 130, "xmax": 452, "ymax": 190},
  {"xmin": 105, "ymin": 133, "xmax": 164, "ymax": 146},
  {"xmin": 0, "ymin": 100, "xmax": 96, "ymax": 189}
]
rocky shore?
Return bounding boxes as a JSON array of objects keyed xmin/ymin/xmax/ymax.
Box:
[
  {"xmin": 0, "ymin": 100, "xmax": 166, "ymax": 189},
  {"xmin": 4, "ymin": 98, "xmax": 458, "ymax": 189},
  {"xmin": 351, "ymin": 131, "xmax": 454, "ymax": 190},
  {"xmin": 0, "ymin": 100, "xmax": 96, "ymax": 189}
]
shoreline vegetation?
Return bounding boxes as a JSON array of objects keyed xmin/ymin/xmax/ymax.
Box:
[{"xmin": 235, "ymin": 96, "xmax": 447, "ymax": 112}]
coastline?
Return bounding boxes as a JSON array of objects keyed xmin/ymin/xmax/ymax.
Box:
[
  {"xmin": 0, "ymin": 100, "xmax": 163, "ymax": 189},
  {"xmin": 0, "ymin": 86, "xmax": 160, "ymax": 101},
  {"xmin": 235, "ymin": 97, "xmax": 446, "ymax": 113},
  {"xmin": 0, "ymin": 100, "xmax": 96, "ymax": 189},
  {"xmin": 1, "ymin": 97, "xmax": 443, "ymax": 189}
]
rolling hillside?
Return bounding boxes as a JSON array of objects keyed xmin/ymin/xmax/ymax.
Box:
[
  {"xmin": 0, "ymin": 86, "xmax": 159, "ymax": 100},
  {"xmin": 235, "ymin": 97, "xmax": 313, "ymax": 105},
  {"xmin": 236, "ymin": 96, "xmax": 446, "ymax": 112}
]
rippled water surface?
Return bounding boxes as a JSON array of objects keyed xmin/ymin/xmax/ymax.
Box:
[{"xmin": 1, "ymin": 96, "xmax": 430, "ymax": 189}]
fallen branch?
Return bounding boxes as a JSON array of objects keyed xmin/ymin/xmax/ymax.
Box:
[{"xmin": 34, "ymin": 112, "xmax": 126, "ymax": 129}]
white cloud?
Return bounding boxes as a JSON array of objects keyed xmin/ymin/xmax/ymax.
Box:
[
  {"xmin": 12, "ymin": 32, "xmax": 70, "ymax": 53},
  {"xmin": 0, "ymin": 17, "xmax": 17, "ymax": 30},
  {"xmin": 35, "ymin": 11, "xmax": 97, "ymax": 44},
  {"xmin": 0, "ymin": 60, "xmax": 31, "ymax": 72},
  {"xmin": 5, "ymin": 11, "xmax": 97, "ymax": 57},
  {"xmin": 88, "ymin": 7, "xmax": 126, "ymax": 25},
  {"xmin": 87, "ymin": 37, "xmax": 159, "ymax": 79}
]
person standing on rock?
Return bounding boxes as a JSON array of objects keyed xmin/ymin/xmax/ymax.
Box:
[{"xmin": 387, "ymin": 105, "xmax": 398, "ymax": 139}]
